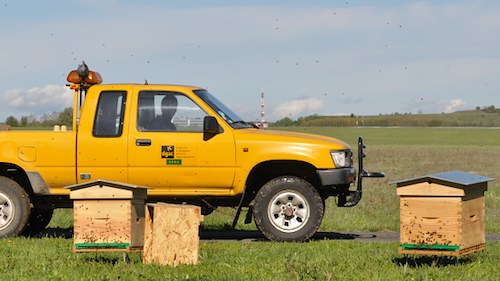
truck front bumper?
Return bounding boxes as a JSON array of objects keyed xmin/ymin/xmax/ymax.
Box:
[{"xmin": 317, "ymin": 167, "xmax": 356, "ymax": 186}]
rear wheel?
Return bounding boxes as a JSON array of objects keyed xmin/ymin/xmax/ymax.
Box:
[
  {"xmin": 253, "ymin": 176, "xmax": 324, "ymax": 242},
  {"xmin": 0, "ymin": 177, "xmax": 31, "ymax": 237}
]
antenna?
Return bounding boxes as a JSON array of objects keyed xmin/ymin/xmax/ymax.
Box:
[{"xmin": 259, "ymin": 89, "xmax": 268, "ymax": 128}]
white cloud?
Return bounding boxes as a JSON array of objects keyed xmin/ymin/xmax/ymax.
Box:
[
  {"xmin": 409, "ymin": 97, "xmax": 468, "ymax": 114},
  {"xmin": 443, "ymin": 99, "xmax": 466, "ymax": 113},
  {"xmin": 0, "ymin": 85, "xmax": 73, "ymax": 117},
  {"xmin": 272, "ymin": 98, "xmax": 324, "ymax": 120}
]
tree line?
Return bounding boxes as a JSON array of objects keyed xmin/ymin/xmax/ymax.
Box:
[
  {"xmin": 3, "ymin": 107, "xmax": 73, "ymax": 128},
  {"xmin": 271, "ymin": 106, "xmax": 500, "ymax": 127}
]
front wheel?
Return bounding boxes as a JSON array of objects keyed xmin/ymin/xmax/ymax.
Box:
[
  {"xmin": 253, "ymin": 176, "xmax": 324, "ymax": 242},
  {"xmin": 0, "ymin": 177, "xmax": 31, "ymax": 237}
]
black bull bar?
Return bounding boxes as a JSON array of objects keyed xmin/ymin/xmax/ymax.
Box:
[{"xmin": 339, "ymin": 137, "xmax": 385, "ymax": 207}]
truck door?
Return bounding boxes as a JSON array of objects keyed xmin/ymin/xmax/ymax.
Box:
[
  {"xmin": 128, "ymin": 90, "xmax": 236, "ymax": 196},
  {"xmin": 77, "ymin": 90, "xmax": 129, "ymax": 183}
]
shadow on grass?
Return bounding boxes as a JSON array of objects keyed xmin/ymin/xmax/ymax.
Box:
[
  {"xmin": 79, "ymin": 254, "xmax": 124, "ymax": 265},
  {"xmin": 199, "ymin": 228, "xmax": 381, "ymax": 242},
  {"xmin": 28, "ymin": 226, "xmax": 379, "ymax": 242},
  {"xmin": 27, "ymin": 227, "xmax": 73, "ymax": 239},
  {"xmin": 393, "ymin": 255, "xmax": 475, "ymax": 268}
]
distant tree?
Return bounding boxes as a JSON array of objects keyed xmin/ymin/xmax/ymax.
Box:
[
  {"xmin": 20, "ymin": 116, "xmax": 28, "ymax": 127},
  {"xmin": 272, "ymin": 117, "xmax": 295, "ymax": 127},
  {"xmin": 482, "ymin": 105, "xmax": 496, "ymax": 113},
  {"xmin": 296, "ymin": 114, "xmax": 320, "ymax": 125},
  {"xmin": 5, "ymin": 116, "xmax": 19, "ymax": 127},
  {"xmin": 26, "ymin": 115, "xmax": 39, "ymax": 126},
  {"xmin": 58, "ymin": 107, "xmax": 73, "ymax": 126},
  {"xmin": 37, "ymin": 112, "xmax": 58, "ymax": 127}
]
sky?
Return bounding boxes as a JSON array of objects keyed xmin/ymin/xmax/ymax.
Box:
[{"xmin": 0, "ymin": 0, "xmax": 499, "ymax": 122}]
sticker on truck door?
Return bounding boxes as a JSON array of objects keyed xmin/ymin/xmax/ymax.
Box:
[
  {"xmin": 162, "ymin": 145, "xmax": 182, "ymax": 165},
  {"xmin": 161, "ymin": 145, "xmax": 175, "ymax": 158}
]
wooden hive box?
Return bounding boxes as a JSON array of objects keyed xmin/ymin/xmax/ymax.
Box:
[
  {"xmin": 394, "ymin": 171, "xmax": 493, "ymax": 256},
  {"xmin": 143, "ymin": 203, "xmax": 204, "ymax": 266},
  {"xmin": 66, "ymin": 180, "xmax": 148, "ymax": 252}
]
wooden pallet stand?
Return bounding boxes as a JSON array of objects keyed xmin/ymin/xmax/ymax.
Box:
[
  {"xmin": 143, "ymin": 203, "xmax": 204, "ymax": 266},
  {"xmin": 66, "ymin": 180, "xmax": 148, "ymax": 253},
  {"xmin": 394, "ymin": 171, "xmax": 493, "ymax": 256}
]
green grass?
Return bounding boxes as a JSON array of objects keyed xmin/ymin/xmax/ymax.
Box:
[
  {"xmin": 278, "ymin": 126, "xmax": 500, "ymax": 147},
  {"xmin": 273, "ymin": 127, "xmax": 500, "ymax": 233},
  {"xmin": 1, "ymin": 236, "xmax": 499, "ymax": 280},
  {"xmin": 2, "ymin": 127, "xmax": 500, "ymax": 280}
]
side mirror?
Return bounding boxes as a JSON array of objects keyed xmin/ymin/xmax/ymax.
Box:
[{"xmin": 203, "ymin": 116, "xmax": 222, "ymax": 140}]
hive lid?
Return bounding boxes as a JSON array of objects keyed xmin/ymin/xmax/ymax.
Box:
[
  {"xmin": 393, "ymin": 171, "xmax": 494, "ymax": 197},
  {"xmin": 65, "ymin": 179, "xmax": 150, "ymax": 200},
  {"xmin": 392, "ymin": 171, "xmax": 494, "ymax": 187}
]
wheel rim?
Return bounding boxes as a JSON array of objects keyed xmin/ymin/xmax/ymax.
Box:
[
  {"xmin": 267, "ymin": 190, "xmax": 310, "ymax": 233},
  {"xmin": 0, "ymin": 193, "xmax": 14, "ymax": 231}
]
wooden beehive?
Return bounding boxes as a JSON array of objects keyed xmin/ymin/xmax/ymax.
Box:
[
  {"xmin": 143, "ymin": 203, "xmax": 204, "ymax": 266},
  {"xmin": 66, "ymin": 180, "xmax": 148, "ymax": 252},
  {"xmin": 395, "ymin": 171, "xmax": 493, "ymax": 256}
]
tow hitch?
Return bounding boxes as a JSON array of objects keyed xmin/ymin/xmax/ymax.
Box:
[{"xmin": 339, "ymin": 137, "xmax": 385, "ymax": 207}]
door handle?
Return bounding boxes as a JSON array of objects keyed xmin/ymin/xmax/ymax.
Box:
[{"xmin": 136, "ymin": 139, "xmax": 152, "ymax": 146}]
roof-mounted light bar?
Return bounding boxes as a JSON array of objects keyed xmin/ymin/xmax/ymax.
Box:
[{"xmin": 67, "ymin": 61, "xmax": 102, "ymax": 85}]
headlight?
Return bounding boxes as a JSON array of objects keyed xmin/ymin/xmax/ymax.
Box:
[{"xmin": 330, "ymin": 150, "xmax": 352, "ymax": 168}]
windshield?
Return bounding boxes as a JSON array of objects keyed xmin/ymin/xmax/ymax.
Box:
[{"xmin": 194, "ymin": 89, "xmax": 254, "ymax": 129}]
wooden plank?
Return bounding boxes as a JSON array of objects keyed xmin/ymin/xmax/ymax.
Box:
[
  {"xmin": 400, "ymin": 214, "xmax": 461, "ymax": 227},
  {"xmin": 143, "ymin": 204, "xmax": 155, "ymax": 262},
  {"xmin": 143, "ymin": 203, "xmax": 203, "ymax": 266},
  {"xmin": 73, "ymin": 200, "xmax": 145, "ymax": 249},
  {"xmin": 396, "ymin": 182, "xmax": 465, "ymax": 197},
  {"xmin": 400, "ymin": 226, "xmax": 462, "ymax": 246},
  {"xmin": 400, "ymin": 197, "xmax": 461, "ymax": 217},
  {"xmin": 399, "ymin": 197, "xmax": 462, "ymax": 246},
  {"xmin": 73, "ymin": 200, "xmax": 133, "ymax": 245},
  {"xmin": 70, "ymin": 184, "xmax": 142, "ymax": 200},
  {"xmin": 460, "ymin": 197, "xmax": 485, "ymax": 248}
]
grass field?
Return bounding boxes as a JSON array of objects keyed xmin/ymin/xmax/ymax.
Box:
[
  {"xmin": 1, "ymin": 237, "xmax": 499, "ymax": 280},
  {"xmin": 1, "ymin": 127, "xmax": 499, "ymax": 280},
  {"xmin": 273, "ymin": 127, "xmax": 500, "ymax": 233}
]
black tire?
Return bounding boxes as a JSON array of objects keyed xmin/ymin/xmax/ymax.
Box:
[
  {"xmin": 23, "ymin": 208, "xmax": 54, "ymax": 236},
  {"xmin": 0, "ymin": 177, "xmax": 31, "ymax": 237},
  {"xmin": 253, "ymin": 176, "xmax": 324, "ymax": 242}
]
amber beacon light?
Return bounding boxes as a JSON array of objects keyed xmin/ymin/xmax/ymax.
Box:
[{"xmin": 67, "ymin": 61, "xmax": 102, "ymax": 85}]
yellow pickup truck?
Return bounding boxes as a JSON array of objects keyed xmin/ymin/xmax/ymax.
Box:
[{"xmin": 0, "ymin": 63, "xmax": 383, "ymax": 241}]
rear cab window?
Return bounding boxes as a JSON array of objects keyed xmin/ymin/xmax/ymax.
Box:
[{"xmin": 93, "ymin": 91, "xmax": 127, "ymax": 137}]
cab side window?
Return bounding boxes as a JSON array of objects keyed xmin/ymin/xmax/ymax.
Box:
[
  {"xmin": 93, "ymin": 91, "xmax": 126, "ymax": 137},
  {"xmin": 137, "ymin": 91, "xmax": 207, "ymax": 132}
]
